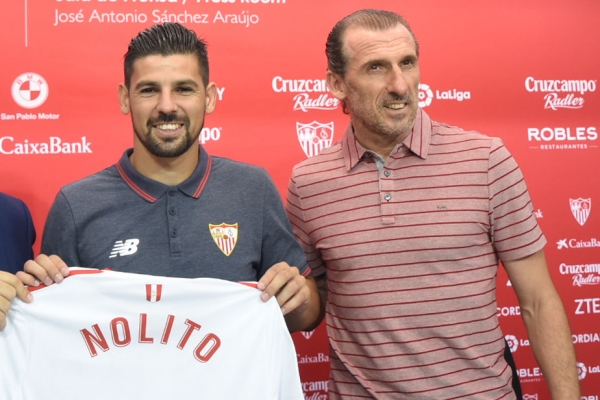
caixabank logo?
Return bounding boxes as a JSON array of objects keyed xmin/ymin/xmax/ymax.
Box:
[{"xmin": 417, "ymin": 83, "xmax": 471, "ymax": 108}]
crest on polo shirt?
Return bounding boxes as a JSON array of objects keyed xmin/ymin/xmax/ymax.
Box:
[
  {"xmin": 209, "ymin": 223, "xmax": 239, "ymax": 256},
  {"xmin": 569, "ymin": 198, "xmax": 591, "ymax": 226},
  {"xmin": 296, "ymin": 121, "xmax": 334, "ymax": 158}
]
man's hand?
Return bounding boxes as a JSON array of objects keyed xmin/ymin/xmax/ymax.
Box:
[
  {"xmin": 258, "ymin": 262, "xmax": 310, "ymax": 315},
  {"xmin": 257, "ymin": 262, "xmax": 321, "ymax": 332},
  {"xmin": 21, "ymin": 254, "xmax": 70, "ymax": 286},
  {"xmin": 0, "ymin": 272, "xmax": 33, "ymax": 331}
]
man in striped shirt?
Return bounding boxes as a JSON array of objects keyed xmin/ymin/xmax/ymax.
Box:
[{"xmin": 286, "ymin": 9, "xmax": 580, "ymax": 400}]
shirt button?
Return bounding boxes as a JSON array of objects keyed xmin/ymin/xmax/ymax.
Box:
[
  {"xmin": 169, "ymin": 208, "xmax": 176, "ymax": 216},
  {"xmin": 168, "ymin": 190, "xmax": 176, "ymax": 196},
  {"xmin": 384, "ymin": 193, "xmax": 392, "ymax": 201},
  {"xmin": 384, "ymin": 170, "xmax": 391, "ymax": 177},
  {"xmin": 171, "ymin": 229, "xmax": 178, "ymax": 238}
]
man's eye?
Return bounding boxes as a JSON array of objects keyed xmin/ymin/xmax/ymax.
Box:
[
  {"xmin": 176, "ymin": 87, "xmax": 193, "ymax": 93},
  {"xmin": 369, "ymin": 64, "xmax": 381, "ymax": 70},
  {"xmin": 139, "ymin": 88, "xmax": 156, "ymax": 94}
]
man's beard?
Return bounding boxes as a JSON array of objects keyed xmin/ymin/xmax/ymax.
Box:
[{"xmin": 134, "ymin": 112, "xmax": 201, "ymax": 158}]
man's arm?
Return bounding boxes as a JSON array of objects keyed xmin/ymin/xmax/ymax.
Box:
[{"xmin": 504, "ymin": 249, "xmax": 580, "ymax": 400}]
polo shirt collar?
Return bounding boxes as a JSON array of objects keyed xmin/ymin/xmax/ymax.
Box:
[
  {"xmin": 341, "ymin": 108, "xmax": 432, "ymax": 171},
  {"xmin": 116, "ymin": 146, "xmax": 213, "ymax": 203}
]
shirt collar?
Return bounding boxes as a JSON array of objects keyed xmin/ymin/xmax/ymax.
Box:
[
  {"xmin": 116, "ymin": 146, "xmax": 213, "ymax": 203},
  {"xmin": 341, "ymin": 108, "xmax": 432, "ymax": 171}
]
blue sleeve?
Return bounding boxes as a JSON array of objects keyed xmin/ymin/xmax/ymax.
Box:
[
  {"xmin": 258, "ymin": 170, "xmax": 310, "ymax": 278},
  {"xmin": 41, "ymin": 191, "xmax": 81, "ymax": 267}
]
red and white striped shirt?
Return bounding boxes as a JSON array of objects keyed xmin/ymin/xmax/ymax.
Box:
[{"xmin": 286, "ymin": 109, "xmax": 545, "ymax": 399}]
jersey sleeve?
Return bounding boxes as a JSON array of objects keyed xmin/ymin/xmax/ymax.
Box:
[
  {"xmin": 258, "ymin": 169, "xmax": 309, "ymax": 278},
  {"xmin": 488, "ymin": 138, "xmax": 546, "ymax": 261},
  {"xmin": 286, "ymin": 172, "xmax": 326, "ymax": 278},
  {"xmin": 41, "ymin": 190, "xmax": 81, "ymax": 267}
]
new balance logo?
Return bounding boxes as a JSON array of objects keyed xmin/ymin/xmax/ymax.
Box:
[{"xmin": 109, "ymin": 239, "xmax": 140, "ymax": 258}]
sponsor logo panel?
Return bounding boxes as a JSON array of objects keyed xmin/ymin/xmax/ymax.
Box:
[
  {"xmin": 0, "ymin": 136, "xmax": 92, "ymax": 155},
  {"xmin": 272, "ymin": 76, "xmax": 339, "ymax": 112},
  {"xmin": 570, "ymin": 198, "xmax": 592, "ymax": 226},
  {"xmin": 527, "ymin": 127, "xmax": 598, "ymax": 150},
  {"xmin": 301, "ymin": 380, "xmax": 328, "ymax": 400},
  {"xmin": 574, "ymin": 298, "xmax": 600, "ymax": 315},
  {"xmin": 504, "ymin": 334, "xmax": 531, "ymax": 353},
  {"xmin": 497, "ymin": 306, "xmax": 521, "ymax": 317},
  {"xmin": 297, "ymin": 352, "xmax": 329, "ymax": 365},
  {"xmin": 556, "ymin": 238, "xmax": 600, "ymax": 250},
  {"xmin": 524, "ymin": 77, "xmax": 597, "ymax": 110},
  {"xmin": 559, "ymin": 262, "xmax": 600, "ymax": 287},
  {"xmin": 577, "ymin": 362, "xmax": 600, "ymax": 381},
  {"xmin": 296, "ymin": 121, "xmax": 334, "ymax": 158},
  {"xmin": 418, "ymin": 83, "xmax": 471, "ymax": 108}
]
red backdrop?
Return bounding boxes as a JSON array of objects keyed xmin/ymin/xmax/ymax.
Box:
[{"xmin": 1, "ymin": 1, "xmax": 599, "ymax": 399}]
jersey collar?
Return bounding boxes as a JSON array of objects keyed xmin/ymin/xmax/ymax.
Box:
[
  {"xmin": 116, "ymin": 146, "xmax": 213, "ymax": 203},
  {"xmin": 342, "ymin": 108, "xmax": 432, "ymax": 171}
]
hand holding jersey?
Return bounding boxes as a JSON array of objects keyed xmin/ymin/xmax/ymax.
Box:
[
  {"xmin": 16, "ymin": 256, "xmax": 318, "ymax": 332},
  {"xmin": 0, "ymin": 272, "xmax": 32, "ymax": 331}
]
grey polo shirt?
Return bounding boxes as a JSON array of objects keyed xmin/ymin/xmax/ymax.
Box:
[{"xmin": 41, "ymin": 147, "xmax": 309, "ymax": 281}]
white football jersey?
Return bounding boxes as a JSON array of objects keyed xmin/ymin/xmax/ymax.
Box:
[{"xmin": 0, "ymin": 268, "xmax": 304, "ymax": 400}]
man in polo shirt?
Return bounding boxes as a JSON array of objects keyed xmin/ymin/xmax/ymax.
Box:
[
  {"xmin": 0, "ymin": 22, "xmax": 321, "ymax": 334},
  {"xmin": 285, "ymin": 9, "xmax": 580, "ymax": 399}
]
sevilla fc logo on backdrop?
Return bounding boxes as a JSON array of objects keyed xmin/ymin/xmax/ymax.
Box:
[
  {"xmin": 300, "ymin": 330, "xmax": 315, "ymax": 340},
  {"xmin": 296, "ymin": 121, "xmax": 334, "ymax": 158},
  {"xmin": 209, "ymin": 223, "xmax": 238, "ymax": 256},
  {"xmin": 570, "ymin": 198, "xmax": 591, "ymax": 226},
  {"xmin": 11, "ymin": 73, "xmax": 49, "ymax": 109}
]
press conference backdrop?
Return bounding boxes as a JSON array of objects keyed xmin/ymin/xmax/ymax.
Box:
[{"xmin": 1, "ymin": 1, "xmax": 598, "ymax": 399}]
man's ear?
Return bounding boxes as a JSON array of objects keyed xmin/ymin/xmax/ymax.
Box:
[
  {"xmin": 326, "ymin": 70, "xmax": 347, "ymax": 101},
  {"xmin": 204, "ymin": 82, "xmax": 218, "ymax": 114},
  {"xmin": 118, "ymin": 83, "xmax": 130, "ymax": 115}
]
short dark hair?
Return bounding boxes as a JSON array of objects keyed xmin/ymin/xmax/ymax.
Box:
[
  {"xmin": 326, "ymin": 9, "xmax": 419, "ymax": 76},
  {"xmin": 124, "ymin": 23, "xmax": 209, "ymax": 88}
]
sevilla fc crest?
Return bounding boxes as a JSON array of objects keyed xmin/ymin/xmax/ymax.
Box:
[
  {"xmin": 296, "ymin": 121, "xmax": 334, "ymax": 158},
  {"xmin": 569, "ymin": 198, "xmax": 591, "ymax": 226},
  {"xmin": 209, "ymin": 223, "xmax": 239, "ymax": 256},
  {"xmin": 300, "ymin": 329, "xmax": 315, "ymax": 340},
  {"xmin": 146, "ymin": 284, "xmax": 162, "ymax": 302}
]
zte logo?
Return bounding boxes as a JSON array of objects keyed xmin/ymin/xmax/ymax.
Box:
[
  {"xmin": 575, "ymin": 298, "xmax": 600, "ymax": 315},
  {"xmin": 109, "ymin": 239, "xmax": 140, "ymax": 258}
]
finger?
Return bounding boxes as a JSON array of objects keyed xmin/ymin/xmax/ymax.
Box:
[
  {"xmin": 257, "ymin": 262, "xmax": 287, "ymax": 291},
  {"xmin": 260, "ymin": 264, "xmax": 297, "ymax": 302},
  {"xmin": 24, "ymin": 254, "xmax": 68, "ymax": 285},
  {"xmin": 16, "ymin": 270, "xmax": 41, "ymax": 287},
  {"xmin": 276, "ymin": 276, "xmax": 309, "ymax": 314}
]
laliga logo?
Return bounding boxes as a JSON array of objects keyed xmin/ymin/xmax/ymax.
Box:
[
  {"xmin": 296, "ymin": 121, "xmax": 334, "ymax": 158},
  {"xmin": 11, "ymin": 73, "xmax": 49, "ymax": 109},
  {"xmin": 418, "ymin": 84, "xmax": 433, "ymax": 107},
  {"xmin": 570, "ymin": 198, "xmax": 592, "ymax": 226},
  {"xmin": 505, "ymin": 335, "xmax": 519, "ymax": 353},
  {"xmin": 578, "ymin": 362, "xmax": 587, "ymax": 380}
]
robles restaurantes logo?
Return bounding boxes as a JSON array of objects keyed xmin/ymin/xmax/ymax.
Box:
[
  {"xmin": 11, "ymin": 73, "xmax": 49, "ymax": 109},
  {"xmin": 527, "ymin": 126, "xmax": 598, "ymax": 151},
  {"xmin": 418, "ymin": 83, "xmax": 471, "ymax": 108},
  {"xmin": 271, "ymin": 76, "xmax": 339, "ymax": 112},
  {"xmin": 296, "ymin": 121, "xmax": 333, "ymax": 158},
  {"xmin": 524, "ymin": 77, "xmax": 597, "ymax": 110},
  {"xmin": 570, "ymin": 198, "xmax": 592, "ymax": 226}
]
